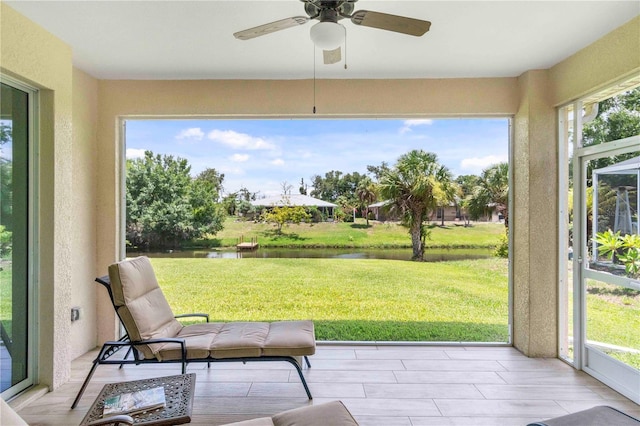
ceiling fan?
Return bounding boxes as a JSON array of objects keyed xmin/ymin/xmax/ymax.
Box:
[{"xmin": 233, "ymin": 0, "xmax": 431, "ymax": 65}]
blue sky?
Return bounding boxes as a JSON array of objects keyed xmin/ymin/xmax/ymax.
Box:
[{"xmin": 125, "ymin": 118, "xmax": 508, "ymax": 197}]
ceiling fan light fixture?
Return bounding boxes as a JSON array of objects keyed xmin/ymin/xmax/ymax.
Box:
[{"xmin": 310, "ymin": 21, "xmax": 345, "ymax": 50}]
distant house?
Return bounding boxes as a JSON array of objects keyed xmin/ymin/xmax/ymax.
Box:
[
  {"xmin": 368, "ymin": 201, "xmax": 398, "ymax": 222},
  {"xmin": 370, "ymin": 200, "xmax": 500, "ymax": 223},
  {"xmin": 251, "ymin": 194, "xmax": 337, "ymax": 219}
]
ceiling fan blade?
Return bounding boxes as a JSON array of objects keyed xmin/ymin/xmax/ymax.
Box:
[
  {"xmin": 350, "ymin": 10, "xmax": 431, "ymax": 36},
  {"xmin": 234, "ymin": 16, "xmax": 309, "ymax": 40},
  {"xmin": 323, "ymin": 47, "xmax": 341, "ymax": 65}
]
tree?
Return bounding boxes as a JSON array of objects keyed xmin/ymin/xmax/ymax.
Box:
[
  {"xmin": 366, "ymin": 161, "xmax": 390, "ymax": 180},
  {"xmin": 0, "ymin": 124, "xmax": 12, "ymax": 234},
  {"xmin": 456, "ymin": 175, "xmax": 481, "ymax": 197},
  {"xmin": 466, "ymin": 162, "xmax": 509, "ymax": 227},
  {"xmin": 379, "ymin": 150, "xmax": 453, "ymax": 261},
  {"xmin": 126, "ymin": 151, "xmax": 225, "ymax": 249},
  {"xmin": 262, "ymin": 205, "xmax": 311, "ymax": 234},
  {"xmin": 195, "ymin": 168, "xmax": 225, "ymax": 201},
  {"xmin": 335, "ymin": 195, "xmax": 356, "ymax": 223},
  {"xmin": 190, "ymin": 175, "xmax": 226, "ymax": 236},
  {"xmin": 222, "ymin": 186, "xmax": 258, "ymax": 217},
  {"xmin": 299, "ymin": 178, "xmax": 308, "ymax": 195},
  {"xmin": 310, "ymin": 170, "xmax": 368, "ymax": 206},
  {"xmin": 281, "ymin": 181, "xmax": 293, "ymax": 195},
  {"xmin": 581, "ymin": 88, "xmax": 640, "ymax": 185},
  {"xmin": 356, "ymin": 177, "xmax": 377, "ymax": 226}
]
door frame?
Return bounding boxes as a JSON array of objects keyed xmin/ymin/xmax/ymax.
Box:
[{"xmin": 0, "ymin": 74, "xmax": 40, "ymax": 399}]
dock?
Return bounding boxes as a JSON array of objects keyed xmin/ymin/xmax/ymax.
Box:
[{"xmin": 236, "ymin": 236, "xmax": 259, "ymax": 251}]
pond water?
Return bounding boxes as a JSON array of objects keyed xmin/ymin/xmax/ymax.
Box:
[{"xmin": 131, "ymin": 247, "xmax": 494, "ymax": 262}]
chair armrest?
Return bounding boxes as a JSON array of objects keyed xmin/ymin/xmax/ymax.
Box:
[
  {"xmin": 104, "ymin": 337, "xmax": 186, "ymax": 347},
  {"xmin": 86, "ymin": 414, "xmax": 134, "ymax": 426},
  {"xmin": 102, "ymin": 337, "xmax": 187, "ymax": 365},
  {"xmin": 175, "ymin": 313, "xmax": 210, "ymax": 322}
]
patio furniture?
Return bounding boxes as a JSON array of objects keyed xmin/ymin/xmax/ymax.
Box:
[
  {"xmin": 221, "ymin": 400, "xmax": 359, "ymax": 426},
  {"xmin": 527, "ymin": 405, "xmax": 640, "ymax": 426},
  {"xmin": 80, "ymin": 374, "xmax": 196, "ymax": 426},
  {"xmin": 71, "ymin": 256, "xmax": 316, "ymax": 409}
]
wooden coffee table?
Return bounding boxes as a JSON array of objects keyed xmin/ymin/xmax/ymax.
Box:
[{"xmin": 80, "ymin": 373, "xmax": 196, "ymax": 426}]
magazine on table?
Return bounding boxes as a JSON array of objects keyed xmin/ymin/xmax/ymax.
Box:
[{"xmin": 102, "ymin": 386, "xmax": 166, "ymax": 416}]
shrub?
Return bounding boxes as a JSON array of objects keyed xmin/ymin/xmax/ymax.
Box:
[
  {"xmin": 494, "ymin": 231, "xmax": 508, "ymax": 258},
  {"xmin": 0, "ymin": 225, "xmax": 11, "ymax": 258}
]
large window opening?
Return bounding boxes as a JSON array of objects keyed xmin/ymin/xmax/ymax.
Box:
[{"xmin": 123, "ymin": 118, "xmax": 511, "ymax": 343}]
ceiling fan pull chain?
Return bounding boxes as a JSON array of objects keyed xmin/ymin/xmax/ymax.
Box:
[{"xmin": 344, "ymin": 30, "xmax": 348, "ymax": 70}]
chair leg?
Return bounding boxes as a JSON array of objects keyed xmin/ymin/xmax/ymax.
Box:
[
  {"xmin": 119, "ymin": 347, "xmax": 133, "ymax": 369},
  {"xmin": 285, "ymin": 357, "xmax": 313, "ymax": 399},
  {"xmin": 304, "ymin": 355, "xmax": 311, "ymax": 368},
  {"xmin": 71, "ymin": 359, "xmax": 100, "ymax": 409}
]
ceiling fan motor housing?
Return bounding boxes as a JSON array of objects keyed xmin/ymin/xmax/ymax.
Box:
[{"xmin": 304, "ymin": 0, "xmax": 356, "ymax": 21}]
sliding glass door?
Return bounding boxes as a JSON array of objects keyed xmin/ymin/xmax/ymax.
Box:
[
  {"xmin": 0, "ymin": 79, "xmax": 37, "ymax": 398},
  {"xmin": 580, "ymin": 144, "xmax": 640, "ymax": 403}
]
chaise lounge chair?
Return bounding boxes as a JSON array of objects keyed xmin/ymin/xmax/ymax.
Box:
[{"xmin": 71, "ymin": 256, "xmax": 316, "ymax": 409}]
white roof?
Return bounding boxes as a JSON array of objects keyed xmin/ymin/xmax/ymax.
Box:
[
  {"xmin": 594, "ymin": 155, "xmax": 640, "ymax": 175},
  {"xmin": 369, "ymin": 200, "xmax": 391, "ymax": 208},
  {"xmin": 251, "ymin": 194, "xmax": 337, "ymax": 208}
]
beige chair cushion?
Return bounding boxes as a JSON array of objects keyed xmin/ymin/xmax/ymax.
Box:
[
  {"xmin": 109, "ymin": 256, "xmax": 183, "ymax": 359},
  {"xmin": 156, "ymin": 321, "xmax": 315, "ymax": 361},
  {"xmin": 0, "ymin": 398, "xmax": 29, "ymax": 426},
  {"xmin": 263, "ymin": 321, "xmax": 316, "ymax": 357},
  {"xmin": 224, "ymin": 418, "xmax": 275, "ymax": 426},
  {"xmin": 108, "ymin": 256, "xmax": 315, "ymax": 361},
  {"xmin": 222, "ymin": 401, "xmax": 359, "ymax": 426}
]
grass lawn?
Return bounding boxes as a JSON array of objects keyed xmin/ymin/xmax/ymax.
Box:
[
  {"xmin": 586, "ymin": 281, "xmax": 640, "ymax": 369},
  {"xmin": 152, "ymin": 257, "xmax": 510, "ymax": 342},
  {"xmin": 0, "ymin": 266, "xmax": 11, "ymax": 339},
  {"xmin": 192, "ymin": 217, "xmax": 505, "ymax": 250}
]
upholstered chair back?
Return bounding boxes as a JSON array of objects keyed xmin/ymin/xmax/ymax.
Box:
[{"xmin": 108, "ymin": 256, "xmax": 183, "ymax": 358}]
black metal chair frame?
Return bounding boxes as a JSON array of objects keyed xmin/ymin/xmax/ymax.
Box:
[{"xmin": 71, "ymin": 276, "xmax": 312, "ymax": 409}]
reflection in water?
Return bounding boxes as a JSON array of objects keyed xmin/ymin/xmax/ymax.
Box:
[{"xmin": 130, "ymin": 248, "xmax": 493, "ymax": 262}]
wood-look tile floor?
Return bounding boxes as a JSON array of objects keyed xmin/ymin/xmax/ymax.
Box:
[{"xmin": 15, "ymin": 345, "xmax": 640, "ymax": 426}]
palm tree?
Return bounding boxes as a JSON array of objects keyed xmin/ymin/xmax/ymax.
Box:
[
  {"xmin": 466, "ymin": 162, "xmax": 509, "ymax": 227},
  {"xmin": 436, "ymin": 180, "xmax": 462, "ymax": 226},
  {"xmin": 356, "ymin": 178, "xmax": 377, "ymax": 226},
  {"xmin": 379, "ymin": 150, "xmax": 453, "ymax": 261}
]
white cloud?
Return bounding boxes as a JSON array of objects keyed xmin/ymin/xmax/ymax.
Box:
[
  {"xmin": 126, "ymin": 148, "xmax": 146, "ymax": 159},
  {"xmin": 400, "ymin": 119, "xmax": 434, "ymax": 134},
  {"xmin": 230, "ymin": 153, "xmax": 249, "ymax": 162},
  {"xmin": 219, "ymin": 166, "xmax": 245, "ymax": 176},
  {"xmin": 460, "ymin": 155, "xmax": 507, "ymax": 173},
  {"xmin": 271, "ymin": 158, "xmax": 285, "ymax": 166},
  {"xmin": 208, "ymin": 129, "xmax": 275, "ymax": 150},
  {"xmin": 176, "ymin": 127, "xmax": 204, "ymax": 140}
]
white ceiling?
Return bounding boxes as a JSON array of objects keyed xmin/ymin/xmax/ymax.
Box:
[{"xmin": 6, "ymin": 1, "xmax": 639, "ymax": 80}]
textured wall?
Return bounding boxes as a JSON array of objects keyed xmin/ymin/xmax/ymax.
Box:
[
  {"xmin": 550, "ymin": 16, "xmax": 640, "ymax": 106},
  {"xmin": 513, "ymin": 70, "xmax": 559, "ymax": 357},
  {"xmin": 71, "ymin": 68, "xmax": 99, "ymax": 359},
  {"xmin": 0, "ymin": 3, "xmax": 73, "ymax": 389}
]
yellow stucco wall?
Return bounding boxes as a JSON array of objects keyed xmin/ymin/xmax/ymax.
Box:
[
  {"xmin": 513, "ymin": 70, "xmax": 559, "ymax": 357},
  {"xmin": 1, "ymin": 2, "xmax": 639, "ymax": 396},
  {"xmin": 71, "ymin": 68, "xmax": 99, "ymax": 360},
  {"xmin": 550, "ymin": 15, "xmax": 640, "ymax": 106},
  {"xmin": 0, "ymin": 3, "xmax": 74, "ymax": 389}
]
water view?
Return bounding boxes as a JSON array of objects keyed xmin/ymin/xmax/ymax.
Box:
[{"xmin": 131, "ymin": 247, "xmax": 493, "ymax": 262}]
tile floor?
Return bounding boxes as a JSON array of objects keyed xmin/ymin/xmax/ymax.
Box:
[{"xmin": 13, "ymin": 344, "xmax": 640, "ymax": 426}]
